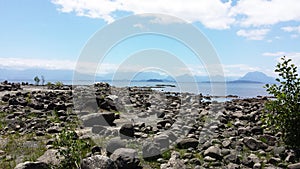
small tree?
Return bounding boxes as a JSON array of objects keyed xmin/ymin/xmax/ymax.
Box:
[
  {"xmin": 34, "ymin": 76, "xmax": 40, "ymax": 86},
  {"xmin": 263, "ymin": 56, "xmax": 300, "ymax": 148}
]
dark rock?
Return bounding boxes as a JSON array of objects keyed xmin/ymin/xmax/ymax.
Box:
[
  {"xmin": 251, "ymin": 126, "xmax": 263, "ymax": 135},
  {"xmin": 2, "ymin": 94, "xmax": 10, "ymax": 102},
  {"xmin": 91, "ymin": 146, "xmax": 102, "ymax": 154},
  {"xmin": 110, "ymin": 148, "xmax": 141, "ymax": 169},
  {"xmin": 177, "ymin": 138, "xmax": 199, "ymax": 149},
  {"xmin": 56, "ymin": 110, "xmax": 66, "ymax": 117},
  {"xmin": 46, "ymin": 126, "xmax": 60, "ymax": 134},
  {"xmin": 119, "ymin": 123, "xmax": 134, "ymax": 138},
  {"xmin": 81, "ymin": 112, "xmax": 115, "ymax": 127},
  {"xmin": 243, "ymin": 137, "xmax": 268, "ymax": 151},
  {"xmin": 268, "ymin": 157, "xmax": 281, "ymax": 165},
  {"xmin": 81, "ymin": 155, "xmax": 117, "ymax": 169},
  {"xmin": 14, "ymin": 161, "xmax": 50, "ymax": 169}
]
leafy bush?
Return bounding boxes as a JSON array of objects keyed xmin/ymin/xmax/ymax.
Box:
[
  {"xmin": 263, "ymin": 56, "xmax": 300, "ymax": 148},
  {"xmin": 53, "ymin": 129, "xmax": 90, "ymax": 169}
]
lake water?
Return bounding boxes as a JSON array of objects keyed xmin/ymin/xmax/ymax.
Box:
[
  {"xmin": 109, "ymin": 81, "xmax": 269, "ymax": 98},
  {"xmin": 4, "ymin": 79, "xmax": 270, "ymax": 98}
]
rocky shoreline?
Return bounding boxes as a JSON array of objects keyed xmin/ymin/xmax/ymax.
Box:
[{"xmin": 0, "ymin": 81, "xmax": 300, "ymax": 169}]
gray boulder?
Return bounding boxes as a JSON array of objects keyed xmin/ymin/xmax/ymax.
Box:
[
  {"xmin": 81, "ymin": 155, "xmax": 117, "ymax": 169},
  {"xmin": 37, "ymin": 149, "xmax": 61, "ymax": 166},
  {"xmin": 81, "ymin": 112, "xmax": 115, "ymax": 127},
  {"xmin": 142, "ymin": 141, "xmax": 161, "ymax": 160},
  {"xmin": 154, "ymin": 134, "xmax": 170, "ymax": 150},
  {"xmin": 106, "ymin": 137, "xmax": 126, "ymax": 155},
  {"xmin": 110, "ymin": 148, "xmax": 141, "ymax": 169}
]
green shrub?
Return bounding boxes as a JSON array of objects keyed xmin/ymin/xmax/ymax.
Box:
[
  {"xmin": 263, "ymin": 56, "xmax": 300, "ymax": 148},
  {"xmin": 55, "ymin": 81, "xmax": 63, "ymax": 87},
  {"xmin": 53, "ymin": 129, "xmax": 90, "ymax": 169}
]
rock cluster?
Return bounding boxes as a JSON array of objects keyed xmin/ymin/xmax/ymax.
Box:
[
  {"xmin": 0, "ymin": 82, "xmax": 300, "ymax": 169},
  {"xmin": 0, "ymin": 81, "xmax": 22, "ymax": 91}
]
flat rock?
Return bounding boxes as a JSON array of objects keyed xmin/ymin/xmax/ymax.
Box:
[{"xmin": 81, "ymin": 112, "xmax": 115, "ymax": 127}]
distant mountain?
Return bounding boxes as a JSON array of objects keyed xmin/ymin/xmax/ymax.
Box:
[
  {"xmin": 233, "ymin": 71, "xmax": 275, "ymax": 84},
  {"xmin": 0, "ymin": 68, "xmax": 274, "ymax": 84},
  {"xmin": 0, "ymin": 68, "xmax": 74, "ymax": 82}
]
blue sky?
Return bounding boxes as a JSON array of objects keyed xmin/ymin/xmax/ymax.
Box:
[{"xmin": 1, "ymin": 0, "xmax": 300, "ymax": 77}]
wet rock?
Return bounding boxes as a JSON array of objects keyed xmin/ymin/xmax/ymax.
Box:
[
  {"xmin": 81, "ymin": 155, "xmax": 117, "ymax": 169},
  {"xmin": 110, "ymin": 148, "xmax": 141, "ymax": 169}
]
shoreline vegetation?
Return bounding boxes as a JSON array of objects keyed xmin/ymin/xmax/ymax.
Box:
[{"xmin": 0, "ymin": 80, "xmax": 299, "ymax": 169}]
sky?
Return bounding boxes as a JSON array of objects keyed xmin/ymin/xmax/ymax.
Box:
[{"xmin": 1, "ymin": 0, "xmax": 300, "ymax": 78}]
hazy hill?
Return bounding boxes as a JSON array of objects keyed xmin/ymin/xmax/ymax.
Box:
[{"xmin": 233, "ymin": 71, "xmax": 275, "ymax": 84}]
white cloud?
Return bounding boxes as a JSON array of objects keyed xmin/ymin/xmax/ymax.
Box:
[
  {"xmin": 281, "ymin": 25, "xmax": 300, "ymax": 34},
  {"xmin": 52, "ymin": 0, "xmax": 234, "ymax": 29},
  {"xmin": 231, "ymin": 0, "xmax": 300, "ymax": 27},
  {"xmin": 0, "ymin": 57, "xmax": 118, "ymax": 75},
  {"xmin": 262, "ymin": 51, "xmax": 287, "ymax": 57},
  {"xmin": 236, "ymin": 29, "xmax": 270, "ymax": 40},
  {"xmin": 0, "ymin": 57, "xmax": 76, "ymax": 70},
  {"xmin": 262, "ymin": 52, "xmax": 300, "ymax": 71}
]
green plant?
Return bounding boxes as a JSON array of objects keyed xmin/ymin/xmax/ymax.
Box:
[
  {"xmin": 46, "ymin": 82, "xmax": 53, "ymax": 88},
  {"xmin": 55, "ymin": 81, "xmax": 64, "ymax": 88},
  {"xmin": 33, "ymin": 76, "xmax": 40, "ymax": 86},
  {"xmin": 161, "ymin": 149, "xmax": 171, "ymax": 160},
  {"xmin": 263, "ymin": 56, "xmax": 300, "ymax": 148},
  {"xmin": 53, "ymin": 129, "xmax": 90, "ymax": 169}
]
